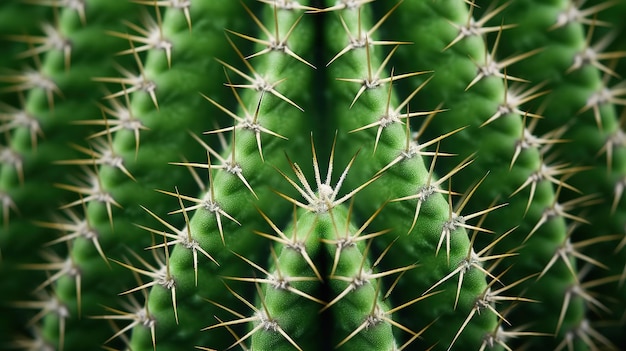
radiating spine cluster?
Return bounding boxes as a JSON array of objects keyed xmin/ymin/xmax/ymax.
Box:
[{"xmin": 1, "ymin": 0, "xmax": 625, "ymax": 350}]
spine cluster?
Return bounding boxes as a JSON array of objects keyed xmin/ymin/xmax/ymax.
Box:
[{"xmin": 1, "ymin": 0, "xmax": 625, "ymax": 350}]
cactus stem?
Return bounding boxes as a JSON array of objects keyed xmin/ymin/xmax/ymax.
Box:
[
  {"xmin": 91, "ymin": 293, "xmax": 157, "ymax": 351},
  {"xmin": 5, "ymin": 22, "xmax": 72, "ymax": 72},
  {"xmin": 527, "ymin": 190, "xmax": 601, "ymax": 242},
  {"xmin": 510, "ymin": 112, "xmax": 570, "ymax": 170},
  {"xmin": 511, "ymin": 162, "xmax": 589, "ymax": 216},
  {"xmin": 23, "ymin": 0, "xmax": 87, "ymax": 26},
  {"xmin": 107, "ymin": 8, "xmax": 172, "ymax": 68},
  {"xmin": 0, "ymin": 145, "xmax": 24, "ymax": 185},
  {"xmin": 35, "ymin": 203, "xmax": 108, "ymax": 266},
  {"xmin": 449, "ymin": 268, "xmax": 537, "ymax": 351},
  {"xmin": 0, "ymin": 95, "xmax": 43, "ymax": 149},
  {"xmin": 579, "ymin": 79, "xmax": 626, "ymax": 131},
  {"xmin": 337, "ymin": 280, "xmax": 420, "ymax": 349},
  {"xmin": 74, "ymin": 87, "xmax": 147, "ymax": 158},
  {"xmin": 172, "ymin": 132, "xmax": 258, "ymax": 199},
  {"xmin": 426, "ymin": 225, "xmax": 516, "ymax": 309},
  {"xmin": 349, "ymin": 73, "xmax": 438, "ymax": 155},
  {"xmin": 323, "ymin": 237, "xmax": 416, "ymax": 314},
  {"xmin": 20, "ymin": 250, "xmax": 82, "ymax": 315},
  {"xmin": 550, "ymin": 0, "xmax": 619, "ymax": 30},
  {"xmin": 159, "ymin": 151, "xmax": 242, "ymax": 245},
  {"xmin": 0, "ymin": 65, "xmax": 60, "ymax": 113},
  {"xmin": 538, "ymin": 222, "xmax": 621, "ymax": 282},
  {"xmin": 111, "ymin": 243, "xmax": 178, "ymax": 324},
  {"xmin": 204, "ymin": 282, "xmax": 304, "ymax": 351},
  {"xmin": 438, "ymin": 173, "xmax": 508, "ymax": 263},
  {"xmin": 326, "ymin": 3, "xmax": 409, "ymax": 67},
  {"xmin": 137, "ymin": 189, "xmax": 219, "ymax": 286},
  {"xmin": 466, "ymin": 25, "xmax": 542, "ymax": 91},
  {"xmin": 228, "ymin": 3, "xmax": 315, "ymax": 69},
  {"xmin": 481, "ymin": 321, "xmax": 550, "ymax": 351},
  {"xmin": 3, "ymin": 0, "xmax": 626, "ymax": 348},
  {"xmin": 376, "ymin": 121, "xmax": 466, "ymax": 177},
  {"xmin": 336, "ymin": 42, "xmax": 428, "ymax": 109},
  {"xmin": 203, "ymin": 74, "xmax": 288, "ymax": 162},
  {"xmin": 556, "ymin": 271, "xmax": 621, "ymax": 336},
  {"xmin": 219, "ymin": 35, "xmax": 304, "ymax": 111},
  {"xmin": 13, "ymin": 290, "xmax": 68, "ymax": 351},
  {"xmin": 222, "ymin": 248, "xmax": 326, "ymax": 305},
  {"xmin": 55, "ymin": 166, "xmax": 121, "ymax": 228},
  {"xmin": 481, "ymin": 78, "xmax": 550, "ymax": 127},
  {"xmin": 443, "ymin": 0, "xmax": 515, "ymax": 52},
  {"xmin": 322, "ymin": 201, "xmax": 390, "ymax": 278},
  {"xmin": 598, "ymin": 109, "xmax": 626, "ymax": 174},
  {"xmin": 336, "ymin": 305, "xmax": 388, "ymax": 349},
  {"xmin": 555, "ymin": 318, "xmax": 619, "ymax": 351},
  {"xmin": 132, "ymin": 0, "xmax": 191, "ymax": 32},
  {"xmin": 93, "ymin": 49, "xmax": 159, "ymax": 111},
  {"xmin": 567, "ymin": 22, "xmax": 626, "ymax": 78},
  {"xmin": 254, "ymin": 205, "xmax": 323, "ymax": 281},
  {"xmin": 54, "ymin": 135, "xmax": 136, "ymax": 182},
  {"xmin": 391, "ymin": 144, "xmax": 474, "ymax": 234}
]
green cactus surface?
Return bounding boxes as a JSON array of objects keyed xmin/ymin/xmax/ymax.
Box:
[{"xmin": 1, "ymin": 0, "xmax": 625, "ymax": 350}]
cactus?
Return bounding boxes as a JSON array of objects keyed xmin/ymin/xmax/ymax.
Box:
[{"xmin": 1, "ymin": 0, "xmax": 625, "ymax": 350}]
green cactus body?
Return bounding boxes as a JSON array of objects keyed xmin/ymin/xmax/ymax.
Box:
[
  {"xmin": 473, "ymin": 0, "xmax": 626, "ymax": 348},
  {"xmin": 123, "ymin": 3, "xmax": 320, "ymax": 350},
  {"xmin": 0, "ymin": 0, "xmax": 144, "ymax": 344},
  {"xmin": 370, "ymin": 0, "xmax": 594, "ymax": 348},
  {"xmin": 0, "ymin": 2, "xmax": 51, "ymax": 82},
  {"xmin": 321, "ymin": 3, "xmax": 500, "ymax": 348},
  {"xmin": 39, "ymin": 1, "xmax": 271, "ymax": 348},
  {"xmin": 1, "ymin": 0, "xmax": 625, "ymax": 350}
]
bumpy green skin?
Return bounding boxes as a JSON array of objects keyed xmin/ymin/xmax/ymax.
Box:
[
  {"xmin": 377, "ymin": 1, "xmax": 584, "ymax": 348},
  {"xmin": 41, "ymin": 1, "xmax": 261, "ymax": 348},
  {"xmin": 476, "ymin": 0, "xmax": 626, "ymax": 348},
  {"xmin": 0, "ymin": 0, "xmax": 142, "ymax": 344},
  {"xmin": 1, "ymin": 0, "xmax": 625, "ymax": 350}
]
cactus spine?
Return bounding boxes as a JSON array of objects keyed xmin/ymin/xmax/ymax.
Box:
[{"xmin": 1, "ymin": 0, "xmax": 625, "ymax": 350}]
